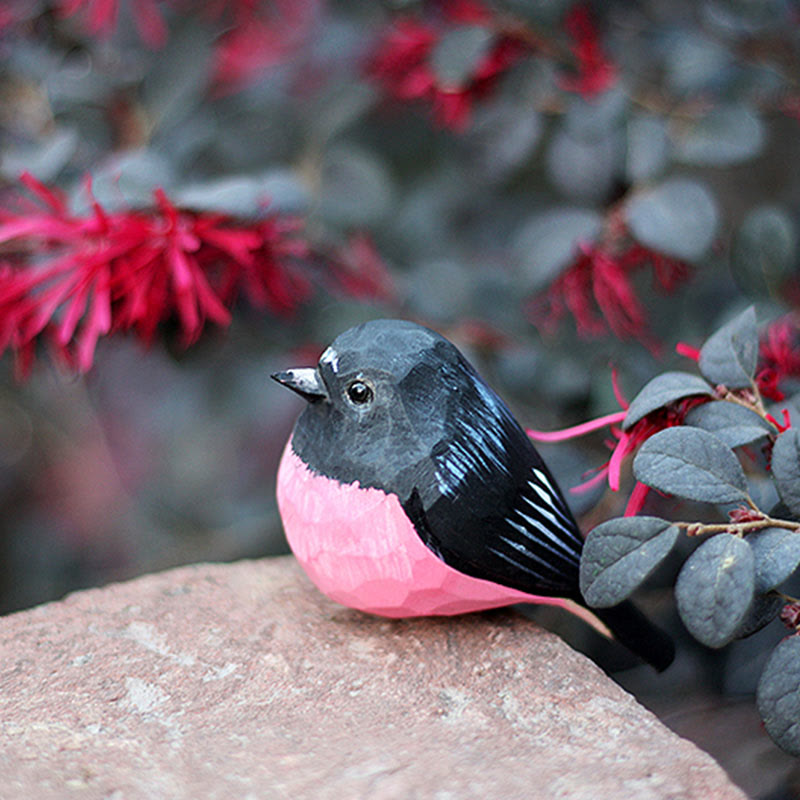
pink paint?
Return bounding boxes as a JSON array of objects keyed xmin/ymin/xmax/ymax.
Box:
[{"xmin": 276, "ymin": 440, "xmax": 573, "ymax": 618}]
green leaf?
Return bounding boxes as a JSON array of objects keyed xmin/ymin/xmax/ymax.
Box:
[
  {"xmin": 626, "ymin": 113, "xmax": 669, "ymax": 182},
  {"xmin": 545, "ymin": 126, "xmax": 620, "ymax": 204},
  {"xmin": 622, "ymin": 371, "xmax": 713, "ymax": 430},
  {"xmin": 698, "ymin": 306, "xmax": 759, "ymax": 388},
  {"xmin": 748, "ymin": 528, "xmax": 800, "ymax": 593},
  {"xmin": 563, "ymin": 88, "xmax": 629, "ymax": 137},
  {"xmin": 674, "ymin": 105, "xmax": 765, "ymax": 166},
  {"xmin": 757, "ymin": 635, "xmax": 800, "ymax": 756},
  {"xmin": 318, "ymin": 145, "xmax": 393, "ymax": 226},
  {"xmin": 514, "ymin": 209, "xmax": 603, "ymax": 292},
  {"xmin": 0, "ymin": 127, "xmax": 78, "ymax": 183},
  {"xmin": 626, "ymin": 177, "xmax": 718, "ymax": 262},
  {"xmin": 772, "ymin": 429, "xmax": 800, "ymax": 518},
  {"xmin": 633, "ymin": 427, "xmax": 749, "ymax": 504},
  {"xmin": 175, "ymin": 170, "xmax": 309, "ymax": 216},
  {"xmin": 85, "ymin": 150, "xmax": 177, "ymax": 212},
  {"xmin": 141, "ymin": 21, "xmax": 214, "ymax": 135},
  {"xmin": 665, "ymin": 31, "xmax": 732, "ymax": 94},
  {"xmin": 430, "ymin": 26, "xmax": 493, "ymax": 89},
  {"xmin": 735, "ymin": 592, "xmax": 784, "ymax": 639},
  {"xmin": 684, "ymin": 401, "xmax": 771, "ymax": 448},
  {"xmin": 675, "ymin": 533, "xmax": 755, "ymax": 648},
  {"xmin": 579, "ymin": 516, "xmax": 679, "ymax": 608},
  {"xmin": 469, "ymin": 102, "xmax": 542, "ymax": 180},
  {"xmin": 732, "ymin": 206, "xmax": 798, "ymax": 299},
  {"xmin": 311, "ymin": 81, "xmax": 378, "ymax": 144}
]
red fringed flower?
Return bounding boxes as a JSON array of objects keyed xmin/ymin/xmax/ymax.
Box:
[
  {"xmin": 529, "ymin": 240, "xmax": 690, "ymax": 347},
  {"xmin": 529, "ymin": 316, "xmax": 800, "ymax": 517},
  {"xmin": 57, "ymin": 0, "xmax": 168, "ymax": 48},
  {"xmin": 56, "ymin": 0, "xmax": 319, "ymax": 88},
  {"xmin": 208, "ymin": 0, "xmax": 320, "ymax": 94},
  {"xmin": 756, "ymin": 316, "xmax": 800, "ymax": 401},
  {"xmin": 369, "ymin": 2, "xmax": 530, "ymax": 131},
  {"xmin": 558, "ymin": 3, "xmax": 617, "ymax": 98},
  {"xmin": 528, "ymin": 371, "xmax": 709, "ymax": 517},
  {"xmin": 0, "ymin": 174, "xmax": 319, "ymax": 375},
  {"xmin": 323, "ymin": 233, "xmax": 395, "ymax": 302}
]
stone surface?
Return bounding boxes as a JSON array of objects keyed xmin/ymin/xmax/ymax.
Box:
[{"xmin": 0, "ymin": 557, "xmax": 746, "ymax": 799}]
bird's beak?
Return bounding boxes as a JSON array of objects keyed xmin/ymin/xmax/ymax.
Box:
[{"xmin": 271, "ymin": 367, "xmax": 328, "ymax": 402}]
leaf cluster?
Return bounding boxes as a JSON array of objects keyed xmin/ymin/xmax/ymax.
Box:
[{"xmin": 579, "ymin": 307, "xmax": 800, "ymax": 756}]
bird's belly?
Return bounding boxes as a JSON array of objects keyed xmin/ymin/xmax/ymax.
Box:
[{"xmin": 276, "ymin": 439, "xmax": 558, "ymax": 618}]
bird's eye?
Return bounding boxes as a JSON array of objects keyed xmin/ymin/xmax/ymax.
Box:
[{"xmin": 346, "ymin": 380, "xmax": 374, "ymax": 406}]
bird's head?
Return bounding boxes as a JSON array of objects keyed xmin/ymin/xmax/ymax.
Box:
[
  {"xmin": 273, "ymin": 318, "xmax": 457, "ymax": 418},
  {"xmin": 272, "ymin": 319, "xmax": 504, "ymax": 497}
]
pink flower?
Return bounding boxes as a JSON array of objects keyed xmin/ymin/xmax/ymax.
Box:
[
  {"xmin": 57, "ymin": 0, "xmax": 168, "ymax": 48},
  {"xmin": 528, "ymin": 240, "xmax": 690, "ymax": 347},
  {"xmin": 369, "ymin": 3, "xmax": 530, "ymax": 131},
  {"xmin": 55, "ymin": 0, "xmax": 319, "ymax": 81},
  {"xmin": 208, "ymin": 0, "xmax": 320, "ymax": 94},
  {"xmin": 675, "ymin": 342, "xmax": 701, "ymax": 361},
  {"xmin": 321, "ymin": 233, "xmax": 395, "ymax": 302},
  {"xmin": 529, "ymin": 317, "xmax": 800, "ymax": 517},
  {"xmin": 558, "ymin": 3, "xmax": 617, "ymax": 98},
  {"xmin": 678, "ymin": 314, "xmax": 800, "ymax": 411},
  {"xmin": 528, "ymin": 371, "xmax": 709, "ymax": 516},
  {"xmin": 781, "ymin": 95, "xmax": 800, "ymax": 122},
  {"xmin": 0, "ymin": 173, "xmax": 364, "ymax": 376},
  {"xmin": 780, "ymin": 602, "xmax": 800, "ymax": 630},
  {"xmin": 756, "ymin": 316, "xmax": 800, "ymax": 401}
]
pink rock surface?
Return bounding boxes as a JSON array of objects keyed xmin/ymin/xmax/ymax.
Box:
[{"xmin": 0, "ymin": 557, "xmax": 746, "ymax": 799}]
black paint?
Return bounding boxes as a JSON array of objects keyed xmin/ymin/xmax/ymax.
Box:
[
  {"xmin": 281, "ymin": 319, "xmax": 675, "ymax": 670},
  {"xmin": 288, "ymin": 319, "xmax": 584, "ymax": 597}
]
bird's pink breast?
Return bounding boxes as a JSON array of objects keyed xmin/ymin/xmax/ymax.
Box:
[{"xmin": 276, "ymin": 438, "xmax": 562, "ymax": 618}]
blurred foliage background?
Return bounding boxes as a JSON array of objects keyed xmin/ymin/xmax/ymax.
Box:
[{"xmin": 1, "ymin": 0, "xmax": 800, "ymax": 794}]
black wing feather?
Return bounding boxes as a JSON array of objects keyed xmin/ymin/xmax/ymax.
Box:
[{"xmin": 400, "ymin": 363, "xmax": 585, "ymax": 599}]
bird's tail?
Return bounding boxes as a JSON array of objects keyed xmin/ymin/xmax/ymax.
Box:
[{"xmin": 593, "ymin": 600, "xmax": 675, "ymax": 672}]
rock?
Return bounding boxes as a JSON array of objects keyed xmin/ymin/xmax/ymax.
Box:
[{"xmin": 0, "ymin": 557, "xmax": 745, "ymax": 799}]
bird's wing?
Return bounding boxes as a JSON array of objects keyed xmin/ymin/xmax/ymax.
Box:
[{"xmin": 402, "ymin": 405, "xmax": 585, "ymax": 598}]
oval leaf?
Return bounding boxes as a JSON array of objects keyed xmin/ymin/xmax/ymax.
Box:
[
  {"xmin": 142, "ymin": 21, "xmax": 214, "ymax": 134},
  {"xmin": 579, "ymin": 516, "xmax": 679, "ymax": 608},
  {"xmin": 757, "ymin": 635, "xmax": 800, "ymax": 756},
  {"xmin": 545, "ymin": 127, "xmax": 620, "ymax": 204},
  {"xmin": 431, "ymin": 26, "xmax": 493, "ymax": 89},
  {"xmin": 626, "ymin": 113, "xmax": 669, "ymax": 182},
  {"xmin": 735, "ymin": 591, "xmax": 784, "ymax": 639},
  {"xmin": 772, "ymin": 428, "xmax": 800, "ymax": 518},
  {"xmin": 675, "ymin": 533, "xmax": 755, "ymax": 648},
  {"xmin": 563, "ymin": 88, "xmax": 629, "ymax": 138},
  {"xmin": 748, "ymin": 527, "xmax": 800, "ymax": 593},
  {"xmin": 698, "ymin": 306, "xmax": 758, "ymax": 388},
  {"xmin": 665, "ymin": 31, "xmax": 732, "ymax": 94},
  {"xmin": 622, "ymin": 371, "xmax": 713, "ymax": 430},
  {"xmin": 633, "ymin": 427, "xmax": 749, "ymax": 504},
  {"xmin": 514, "ymin": 208, "xmax": 602, "ymax": 292},
  {"xmin": 175, "ymin": 170, "xmax": 309, "ymax": 216},
  {"xmin": 732, "ymin": 206, "xmax": 798, "ymax": 298},
  {"xmin": 626, "ymin": 177, "xmax": 718, "ymax": 262},
  {"xmin": 318, "ymin": 145, "xmax": 393, "ymax": 226},
  {"xmin": 0, "ymin": 127, "xmax": 79, "ymax": 183},
  {"xmin": 85, "ymin": 150, "xmax": 177, "ymax": 212},
  {"xmin": 469, "ymin": 102, "xmax": 542, "ymax": 180},
  {"xmin": 684, "ymin": 400, "xmax": 771, "ymax": 448},
  {"xmin": 674, "ymin": 105, "xmax": 765, "ymax": 167}
]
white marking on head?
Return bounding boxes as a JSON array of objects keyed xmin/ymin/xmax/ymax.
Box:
[{"xmin": 320, "ymin": 346, "xmax": 339, "ymax": 373}]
